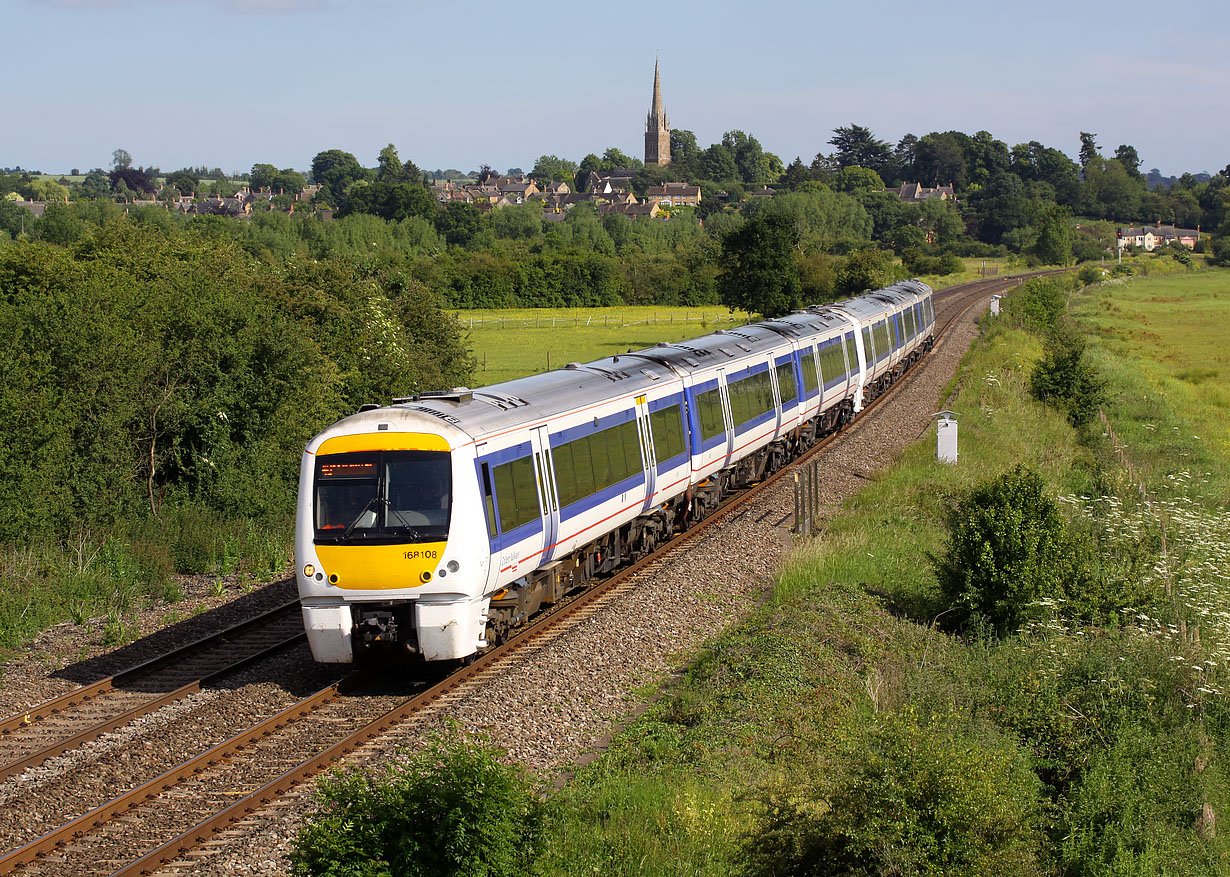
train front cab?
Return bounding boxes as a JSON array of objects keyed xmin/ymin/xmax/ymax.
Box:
[{"xmin": 297, "ymin": 423, "xmax": 492, "ymax": 663}]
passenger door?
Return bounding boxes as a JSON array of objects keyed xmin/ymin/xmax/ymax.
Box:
[
  {"xmin": 718, "ymin": 368, "xmax": 735, "ymax": 465},
  {"xmin": 530, "ymin": 426, "xmax": 560, "ymax": 563},
  {"xmin": 634, "ymin": 395, "xmax": 657, "ymax": 512}
]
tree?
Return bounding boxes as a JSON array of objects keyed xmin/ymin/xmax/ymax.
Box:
[
  {"xmin": 27, "ymin": 179, "xmax": 69, "ymax": 202},
  {"xmin": 670, "ymin": 129, "xmax": 700, "ymax": 167},
  {"xmin": 723, "ymin": 130, "xmax": 768, "ymax": 185},
  {"xmin": 574, "ymin": 154, "xmax": 602, "ymax": 192},
  {"xmin": 779, "ymin": 157, "xmax": 812, "ymax": 190},
  {"xmin": 109, "ymin": 166, "xmax": 155, "ymax": 197},
  {"xmin": 1114, "ymin": 144, "xmax": 1141, "ymax": 179},
  {"xmin": 165, "ymin": 169, "xmax": 199, "ymax": 196},
  {"xmin": 717, "ymin": 212, "xmax": 802, "ymax": 318},
  {"xmin": 377, "ymin": 145, "xmax": 422, "ymax": 186},
  {"xmin": 913, "ymin": 132, "xmax": 968, "ymax": 189},
  {"xmin": 828, "ymin": 124, "xmax": 892, "ymax": 176},
  {"xmin": 528, "ymin": 154, "xmax": 578, "ymax": 184},
  {"xmin": 310, "ymin": 149, "xmax": 367, "ymax": 195},
  {"xmin": 601, "ymin": 147, "xmax": 640, "ymax": 169},
  {"xmin": 434, "ymin": 201, "xmax": 484, "ymax": 247},
  {"xmin": 1078, "ymin": 132, "xmax": 1100, "ymax": 169},
  {"xmin": 700, "ymin": 143, "xmax": 738, "ymax": 183},
  {"xmin": 340, "ymin": 181, "xmax": 436, "ymax": 223},
  {"xmin": 967, "ymin": 172, "xmax": 1028, "ymax": 245},
  {"xmin": 112, "ymin": 148, "xmax": 132, "ymax": 170},
  {"xmin": 893, "ymin": 133, "xmax": 919, "ymax": 183},
  {"xmin": 834, "ymin": 248, "xmax": 898, "ymax": 296},
  {"xmin": 1031, "ymin": 204, "xmax": 1074, "ymax": 266},
  {"xmin": 80, "ymin": 169, "xmax": 111, "ymax": 199},
  {"xmin": 834, "ymin": 166, "xmax": 884, "ymax": 195}
]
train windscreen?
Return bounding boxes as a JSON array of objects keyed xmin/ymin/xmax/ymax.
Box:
[{"xmin": 314, "ymin": 450, "xmax": 451, "ymax": 544}]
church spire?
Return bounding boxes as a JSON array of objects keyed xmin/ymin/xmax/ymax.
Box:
[{"xmin": 644, "ymin": 57, "xmax": 671, "ymax": 166}]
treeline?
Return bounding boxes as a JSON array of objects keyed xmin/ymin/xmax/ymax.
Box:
[{"xmin": 0, "ymin": 223, "xmax": 471, "ymax": 546}]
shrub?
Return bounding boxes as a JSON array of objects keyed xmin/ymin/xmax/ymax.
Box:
[
  {"xmin": 1029, "ymin": 325, "xmax": 1105, "ymax": 428},
  {"xmin": 739, "ymin": 713, "xmax": 1044, "ymax": 876},
  {"xmin": 933, "ymin": 466, "xmax": 1085, "ymax": 634},
  {"xmin": 1209, "ymin": 236, "xmax": 1230, "ymax": 265},
  {"xmin": 290, "ymin": 733, "xmax": 546, "ymax": 877},
  {"xmin": 1077, "ymin": 265, "xmax": 1102, "ymax": 286},
  {"xmin": 999, "ymin": 277, "xmax": 1067, "ymax": 334}
]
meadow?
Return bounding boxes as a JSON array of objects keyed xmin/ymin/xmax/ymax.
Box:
[
  {"xmin": 458, "ymin": 306, "xmax": 751, "ymax": 386},
  {"xmin": 535, "ymin": 268, "xmax": 1230, "ymax": 875},
  {"xmin": 456, "ymin": 267, "xmax": 1025, "ymax": 388}
]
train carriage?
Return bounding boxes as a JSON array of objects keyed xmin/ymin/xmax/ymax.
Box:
[{"xmin": 296, "ymin": 281, "xmax": 935, "ymax": 663}]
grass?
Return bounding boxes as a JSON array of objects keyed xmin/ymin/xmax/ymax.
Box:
[
  {"xmin": 0, "ymin": 510, "xmax": 292, "ymax": 657},
  {"xmin": 535, "ymin": 268, "xmax": 1230, "ymax": 875},
  {"xmin": 457, "ymin": 305, "xmax": 752, "ymax": 386},
  {"xmin": 1072, "ymin": 270, "xmax": 1230, "ymax": 499}
]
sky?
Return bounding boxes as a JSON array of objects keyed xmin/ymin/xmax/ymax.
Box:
[{"xmin": 4, "ymin": 0, "xmax": 1228, "ymax": 178}]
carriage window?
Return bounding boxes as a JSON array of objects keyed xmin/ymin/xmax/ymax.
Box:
[
  {"xmin": 649, "ymin": 404, "xmax": 686, "ymax": 463},
  {"xmin": 800, "ymin": 350, "xmax": 819, "ymax": 393},
  {"xmin": 553, "ymin": 418, "xmax": 645, "ymax": 509},
  {"xmin": 728, "ymin": 369, "xmax": 773, "ymax": 427},
  {"xmin": 493, "ymin": 455, "xmax": 538, "ymax": 534},
  {"xmin": 697, "ymin": 386, "xmax": 725, "ymax": 442},
  {"xmin": 775, "ymin": 362, "xmax": 797, "ymax": 405}
]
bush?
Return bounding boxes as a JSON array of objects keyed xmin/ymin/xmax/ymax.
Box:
[
  {"xmin": 290, "ymin": 733, "xmax": 546, "ymax": 877},
  {"xmin": 933, "ymin": 466, "xmax": 1087, "ymax": 634},
  {"xmin": 1204, "ymin": 237, "xmax": 1230, "ymax": 266},
  {"xmin": 1077, "ymin": 265, "xmax": 1102, "ymax": 286},
  {"xmin": 739, "ymin": 713, "xmax": 1044, "ymax": 876},
  {"xmin": 901, "ymin": 248, "xmax": 963, "ymax": 277},
  {"xmin": 999, "ymin": 277, "xmax": 1067, "ymax": 334},
  {"xmin": 1029, "ymin": 325, "xmax": 1105, "ymax": 428}
]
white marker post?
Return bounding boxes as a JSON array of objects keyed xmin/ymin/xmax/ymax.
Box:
[{"xmin": 935, "ymin": 410, "xmax": 958, "ymax": 464}]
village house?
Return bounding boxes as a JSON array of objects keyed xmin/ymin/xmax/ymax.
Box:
[
  {"xmin": 889, "ymin": 182, "xmax": 957, "ymax": 203},
  {"xmin": 644, "ymin": 181, "xmax": 700, "ymax": 207},
  {"xmin": 1118, "ymin": 222, "xmax": 1200, "ymax": 251}
]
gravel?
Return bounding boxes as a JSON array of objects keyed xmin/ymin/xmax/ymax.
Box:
[
  {"xmin": 0, "ymin": 293, "xmax": 987, "ymax": 876},
  {"xmin": 153, "ymin": 295, "xmax": 987, "ymax": 875}
]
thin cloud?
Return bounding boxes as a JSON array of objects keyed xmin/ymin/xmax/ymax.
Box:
[{"xmin": 36, "ymin": 0, "xmax": 329, "ymax": 9}]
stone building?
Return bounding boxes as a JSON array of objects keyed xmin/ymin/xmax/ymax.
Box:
[{"xmin": 644, "ymin": 59, "xmax": 671, "ymax": 166}]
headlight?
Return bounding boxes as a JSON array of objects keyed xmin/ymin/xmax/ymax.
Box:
[{"xmin": 303, "ymin": 564, "xmax": 316, "ymax": 577}]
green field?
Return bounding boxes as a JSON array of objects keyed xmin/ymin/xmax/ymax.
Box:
[
  {"xmin": 459, "ymin": 305, "xmax": 752, "ymax": 386},
  {"xmin": 1073, "ymin": 271, "xmax": 1230, "ymax": 488},
  {"xmin": 532, "ymin": 268, "xmax": 1230, "ymax": 874}
]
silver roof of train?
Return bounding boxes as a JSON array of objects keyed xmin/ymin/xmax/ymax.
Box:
[{"xmin": 351, "ymin": 281, "xmax": 930, "ymax": 444}]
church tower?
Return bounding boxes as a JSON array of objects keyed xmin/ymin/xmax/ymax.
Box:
[{"xmin": 644, "ymin": 58, "xmax": 671, "ymax": 166}]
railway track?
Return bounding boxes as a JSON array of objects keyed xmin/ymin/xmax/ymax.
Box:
[
  {"xmin": 0, "ymin": 601, "xmax": 305, "ymax": 784},
  {"xmin": 0, "ymin": 275, "xmax": 1022, "ymax": 876}
]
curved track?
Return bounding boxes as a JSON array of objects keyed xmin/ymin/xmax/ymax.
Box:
[{"xmin": 0, "ymin": 275, "xmax": 1024, "ymax": 876}]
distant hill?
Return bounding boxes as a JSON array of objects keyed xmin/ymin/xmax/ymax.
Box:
[{"xmin": 1146, "ymin": 168, "xmax": 1212, "ymax": 190}]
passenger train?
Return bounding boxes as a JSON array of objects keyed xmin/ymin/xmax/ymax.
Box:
[{"xmin": 295, "ymin": 280, "xmax": 935, "ymax": 663}]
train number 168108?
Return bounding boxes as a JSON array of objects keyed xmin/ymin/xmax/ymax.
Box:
[{"xmin": 404, "ymin": 549, "xmax": 439, "ymax": 561}]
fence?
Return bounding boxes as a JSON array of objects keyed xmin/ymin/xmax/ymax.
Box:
[
  {"xmin": 458, "ymin": 312, "xmax": 743, "ymax": 330},
  {"xmin": 792, "ymin": 460, "xmax": 824, "ymax": 536}
]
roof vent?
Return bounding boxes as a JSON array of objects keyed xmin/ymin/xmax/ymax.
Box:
[
  {"xmin": 565, "ymin": 362, "xmax": 581, "ymax": 370},
  {"xmin": 357, "ymin": 403, "xmax": 380, "ymax": 413},
  {"xmin": 410, "ymin": 389, "xmax": 474, "ymax": 404}
]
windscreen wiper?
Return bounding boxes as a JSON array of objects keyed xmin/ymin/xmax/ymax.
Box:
[{"xmin": 341, "ymin": 496, "xmax": 381, "ymax": 540}]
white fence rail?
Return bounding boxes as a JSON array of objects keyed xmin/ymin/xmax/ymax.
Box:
[{"xmin": 457, "ymin": 312, "xmax": 744, "ymax": 330}]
